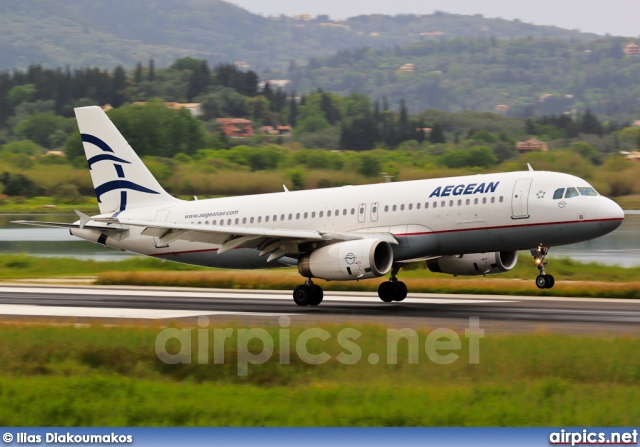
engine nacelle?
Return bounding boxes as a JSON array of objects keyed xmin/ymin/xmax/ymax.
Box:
[
  {"xmin": 298, "ymin": 239, "xmax": 394, "ymax": 281},
  {"xmin": 426, "ymin": 251, "xmax": 518, "ymax": 276}
]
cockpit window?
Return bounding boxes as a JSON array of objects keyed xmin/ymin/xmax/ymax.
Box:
[
  {"xmin": 564, "ymin": 187, "xmax": 579, "ymax": 199},
  {"xmin": 577, "ymin": 187, "xmax": 598, "ymax": 196},
  {"xmin": 553, "ymin": 188, "xmax": 565, "ymax": 200}
]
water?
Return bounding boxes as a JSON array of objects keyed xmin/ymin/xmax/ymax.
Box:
[
  {"xmin": 0, "ymin": 213, "xmax": 639, "ymax": 266},
  {"xmin": 0, "ymin": 214, "xmax": 136, "ymax": 261}
]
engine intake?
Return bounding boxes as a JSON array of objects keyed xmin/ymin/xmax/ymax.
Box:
[
  {"xmin": 427, "ymin": 251, "xmax": 518, "ymax": 276},
  {"xmin": 298, "ymin": 239, "xmax": 393, "ymax": 281}
]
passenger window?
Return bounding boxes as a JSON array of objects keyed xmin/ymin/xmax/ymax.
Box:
[
  {"xmin": 482, "ymin": 198, "xmax": 487, "ymax": 204},
  {"xmin": 449, "ymin": 200, "xmax": 453, "ymax": 207},
  {"xmin": 250, "ymin": 217, "xmax": 254, "ymax": 224},
  {"xmin": 416, "ymin": 203, "xmax": 421, "ymax": 210},
  {"xmin": 213, "ymin": 220, "xmax": 217, "ymax": 225},
  {"xmin": 227, "ymin": 219, "xmax": 232, "ymax": 225},
  {"xmin": 304, "ymin": 212, "xmax": 308, "ymax": 219},
  {"xmin": 499, "ymin": 196, "xmax": 504, "ymax": 203},
  {"xmin": 371, "ymin": 206, "xmax": 377, "ymax": 213},
  {"xmin": 474, "ymin": 198, "xmax": 478, "ymax": 205},
  {"xmin": 433, "ymin": 202, "xmax": 437, "ymax": 208},
  {"xmin": 466, "ymin": 199, "xmax": 470, "ymax": 205},
  {"xmin": 565, "ymin": 187, "xmax": 579, "ymax": 199},
  {"xmin": 205, "ymin": 221, "xmax": 209, "ymax": 225},
  {"xmin": 273, "ymin": 215, "xmax": 277, "ymax": 221},
  {"xmin": 319, "ymin": 211, "xmax": 323, "ymax": 218},
  {"xmin": 392, "ymin": 205, "xmax": 397, "ymax": 212},
  {"xmin": 441, "ymin": 201, "xmax": 445, "ymax": 208},
  {"xmin": 409, "ymin": 204, "xmax": 413, "ymax": 210},
  {"xmin": 351, "ymin": 209, "xmax": 355, "ymax": 215},
  {"xmin": 328, "ymin": 211, "xmax": 332, "ymax": 217},
  {"xmin": 296, "ymin": 213, "xmax": 300, "ymax": 220},
  {"xmin": 457, "ymin": 200, "xmax": 461, "ymax": 206},
  {"xmin": 288, "ymin": 214, "xmax": 292, "ymax": 220},
  {"xmin": 384, "ymin": 205, "xmax": 389, "ymax": 212},
  {"xmin": 425, "ymin": 202, "xmax": 429, "ymax": 209},
  {"xmin": 257, "ymin": 217, "xmax": 261, "ymax": 223},
  {"xmin": 281, "ymin": 214, "xmax": 285, "ymax": 221},
  {"xmin": 242, "ymin": 218, "xmax": 246, "ymax": 224},
  {"xmin": 553, "ymin": 188, "xmax": 565, "ymax": 200},
  {"xmin": 400, "ymin": 204, "xmax": 405, "ymax": 211},
  {"xmin": 265, "ymin": 216, "xmax": 269, "ymax": 222},
  {"xmin": 220, "ymin": 220, "xmax": 224, "ymax": 226},
  {"xmin": 491, "ymin": 197, "xmax": 495, "ymax": 204},
  {"xmin": 312, "ymin": 212, "xmax": 316, "ymax": 218},
  {"xmin": 343, "ymin": 209, "xmax": 347, "ymax": 216}
]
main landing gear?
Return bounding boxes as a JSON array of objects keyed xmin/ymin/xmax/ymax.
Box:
[
  {"xmin": 293, "ymin": 278, "xmax": 323, "ymax": 306},
  {"xmin": 378, "ymin": 264, "xmax": 408, "ymax": 302},
  {"xmin": 531, "ymin": 246, "xmax": 555, "ymax": 289}
]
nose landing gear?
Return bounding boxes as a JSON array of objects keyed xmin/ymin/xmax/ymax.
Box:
[{"xmin": 531, "ymin": 246, "xmax": 554, "ymax": 289}]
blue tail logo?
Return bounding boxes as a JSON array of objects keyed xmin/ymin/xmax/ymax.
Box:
[{"xmin": 82, "ymin": 134, "xmax": 160, "ymax": 214}]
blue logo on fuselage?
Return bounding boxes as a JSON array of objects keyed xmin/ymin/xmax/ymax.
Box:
[{"xmin": 429, "ymin": 181, "xmax": 499, "ymax": 198}]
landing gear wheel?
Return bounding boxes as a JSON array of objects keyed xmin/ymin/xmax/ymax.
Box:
[
  {"xmin": 293, "ymin": 285, "xmax": 312, "ymax": 306},
  {"xmin": 394, "ymin": 281, "xmax": 407, "ymax": 302},
  {"xmin": 546, "ymin": 275, "xmax": 555, "ymax": 288},
  {"xmin": 378, "ymin": 281, "xmax": 408, "ymax": 303},
  {"xmin": 535, "ymin": 274, "xmax": 555, "ymax": 289},
  {"xmin": 309, "ymin": 285, "xmax": 324, "ymax": 306},
  {"xmin": 378, "ymin": 282, "xmax": 395, "ymax": 302}
]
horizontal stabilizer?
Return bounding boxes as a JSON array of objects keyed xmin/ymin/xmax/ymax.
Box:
[{"xmin": 11, "ymin": 220, "xmax": 128, "ymax": 232}]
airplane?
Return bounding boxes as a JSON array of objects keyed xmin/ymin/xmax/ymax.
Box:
[{"xmin": 15, "ymin": 106, "xmax": 625, "ymax": 306}]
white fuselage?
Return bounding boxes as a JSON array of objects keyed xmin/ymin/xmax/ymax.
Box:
[{"xmin": 70, "ymin": 170, "xmax": 624, "ymax": 270}]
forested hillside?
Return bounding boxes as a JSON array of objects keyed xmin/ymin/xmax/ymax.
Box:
[
  {"xmin": 283, "ymin": 37, "xmax": 640, "ymax": 120},
  {"xmin": 1, "ymin": 55, "xmax": 640, "ymax": 208},
  {"xmin": 0, "ymin": 0, "xmax": 603, "ymax": 71}
]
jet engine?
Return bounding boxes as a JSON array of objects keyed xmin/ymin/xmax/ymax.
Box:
[
  {"xmin": 298, "ymin": 239, "xmax": 394, "ymax": 281},
  {"xmin": 426, "ymin": 251, "xmax": 518, "ymax": 276}
]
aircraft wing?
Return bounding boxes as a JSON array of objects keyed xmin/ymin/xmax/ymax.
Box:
[{"xmin": 98, "ymin": 217, "xmax": 398, "ymax": 261}]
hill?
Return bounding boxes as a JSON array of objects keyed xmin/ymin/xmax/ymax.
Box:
[
  {"xmin": 0, "ymin": 0, "xmax": 604, "ymax": 71},
  {"xmin": 282, "ymin": 37, "xmax": 640, "ymax": 120}
]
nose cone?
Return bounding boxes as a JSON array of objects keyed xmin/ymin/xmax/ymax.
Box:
[{"xmin": 597, "ymin": 198, "xmax": 624, "ymax": 234}]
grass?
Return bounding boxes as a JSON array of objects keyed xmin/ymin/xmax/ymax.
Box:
[
  {"xmin": 1, "ymin": 253, "xmax": 639, "ymax": 298},
  {"xmin": 1, "ymin": 323, "xmax": 640, "ymax": 426},
  {"xmin": 0, "ymin": 254, "xmax": 206, "ymax": 279}
]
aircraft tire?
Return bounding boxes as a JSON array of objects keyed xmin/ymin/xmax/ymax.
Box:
[
  {"xmin": 293, "ymin": 285, "xmax": 312, "ymax": 306},
  {"xmin": 309, "ymin": 285, "xmax": 324, "ymax": 306},
  {"xmin": 394, "ymin": 281, "xmax": 408, "ymax": 301},
  {"xmin": 378, "ymin": 282, "xmax": 395, "ymax": 302}
]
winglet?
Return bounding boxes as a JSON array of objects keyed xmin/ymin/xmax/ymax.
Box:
[
  {"xmin": 283, "ymin": 184, "xmax": 289, "ymax": 192},
  {"xmin": 74, "ymin": 210, "xmax": 91, "ymax": 229},
  {"xmin": 527, "ymin": 163, "xmax": 534, "ymax": 172}
]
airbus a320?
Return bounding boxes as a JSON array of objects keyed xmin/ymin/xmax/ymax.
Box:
[{"xmin": 16, "ymin": 106, "xmax": 625, "ymax": 306}]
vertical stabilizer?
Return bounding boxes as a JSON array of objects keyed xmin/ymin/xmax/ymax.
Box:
[{"xmin": 74, "ymin": 106, "xmax": 179, "ymax": 215}]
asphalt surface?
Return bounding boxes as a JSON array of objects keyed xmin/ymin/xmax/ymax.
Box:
[{"xmin": 0, "ymin": 285, "xmax": 639, "ymax": 334}]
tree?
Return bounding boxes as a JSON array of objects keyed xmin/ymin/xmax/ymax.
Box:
[
  {"xmin": 111, "ymin": 66, "xmax": 127, "ymax": 108},
  {"xmin": 429, "ymin": 123, "xmax": 446, "ymax": 144},
  {"xmin": 13, "ymin": 112, "xmax": 72, "ymax": 149}
]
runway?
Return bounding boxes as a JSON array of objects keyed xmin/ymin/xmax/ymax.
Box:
[{"xmin": 0, "ymin": 284, "xmax": 639, "ymax": 334}]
